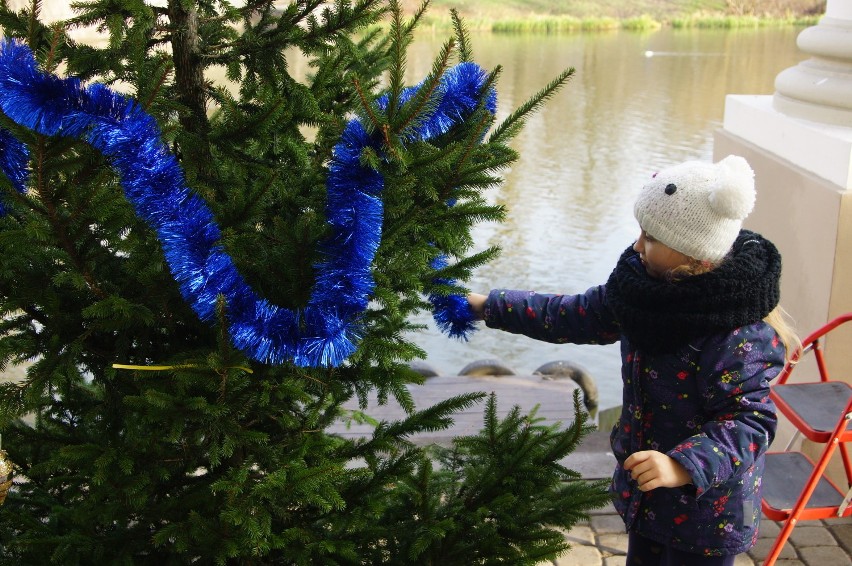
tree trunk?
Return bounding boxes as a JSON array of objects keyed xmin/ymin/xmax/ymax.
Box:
[{"xmin": 167, "ymin": 0, "xmax": 213, "ymax": 179}]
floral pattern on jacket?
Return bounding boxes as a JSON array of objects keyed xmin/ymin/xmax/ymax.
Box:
[{"xmin": 484, "ymin": 287, "xmax": 782, "ymax": 556}]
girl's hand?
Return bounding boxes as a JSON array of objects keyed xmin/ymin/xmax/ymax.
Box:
[
  {"xmin": 623, "ymin": 450, "xmax": 692, "ymax": 492},
  {"xmin": 467, "ymin": 293, "xmax": 487, "ymax": 320}
]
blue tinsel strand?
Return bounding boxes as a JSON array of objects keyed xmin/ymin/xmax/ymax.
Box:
[
  {"xmin": 0, "ymin": 128, "xmax": 29, "ymax": 213},
  {"xmin": 0, "ymin": 40, "xmax": 491, "ymax": 367}
]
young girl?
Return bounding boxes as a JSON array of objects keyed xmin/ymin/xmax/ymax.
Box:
[{"xmin": 467, "ymin": 155, "xmax": 797, "ymax": 565}]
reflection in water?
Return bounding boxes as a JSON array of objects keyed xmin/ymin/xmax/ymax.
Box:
[{"xmin": 404, "ymin": 28, "xmax": 804, "ymax": 410}]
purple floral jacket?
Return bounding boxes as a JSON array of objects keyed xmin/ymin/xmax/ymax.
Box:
[{"xmin": 483, "ymin": 287, "xmax": 783, "ymax": 556}]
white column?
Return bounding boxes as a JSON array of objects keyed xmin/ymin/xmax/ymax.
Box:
[
  {"xmin": 774, "ymin": 1, "xmax": 852, "ymax": 127},
  {"xmin": 715, "ymin": 0, "xmax": 852, "ymax": 466},
  {"xmin": 721, "ymin": 0, "xmax": 852, "ymax": 190},
  {"xmin": 717, "ymin": 0, "xmax": 852, "ymax": 361}
]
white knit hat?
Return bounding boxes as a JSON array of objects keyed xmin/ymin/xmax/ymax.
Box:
[{"xmin": 633, "ymin": 155, "xmax": 756, "ymax": 262}]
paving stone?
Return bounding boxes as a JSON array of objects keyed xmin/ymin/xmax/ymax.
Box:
[
  {"xmin": 562, "ymin": 524, "xmax": 595, "ymax": 545},
  {"xmin": 798, "ymin": 545, "xmax": 851, "ymax": 566},
  {"xmin": 602, "ymin": 557, "xmax": 626, "ymax": 566},
  {"xmin": 748, "ymin": 536, "xmax": 798, "ymax": 562},
  {"xmin": 788, "ymin": 525, "xmax": 839, "ymax": 547},
  {"xmin": 596, "ymin": 533, "xmax": 628, "ymax": 556},
  {"xmin": 826, "ymin": 522, "xmax": 852, "ymax": 553},
  {"xmin": 821, "ymin": 516, "xmax": 852, "ymax": 526},
  {"xmin": 553, "ymin": 544, "xmax": 602, "ymax": 566},
  {"xmin": 734, "ymin": 552, "xmax": 755, "ymax": 565},
  {"xmin": 589, "ymin": 501, "xmax": 617, "ymax": 516},
  {"xmin": 590, "ymin": 514, "xmax": 626, "ymax": 535},
  {"xmin": 758, "ymin": 519, "xmax": 782, "ymax": 539}
]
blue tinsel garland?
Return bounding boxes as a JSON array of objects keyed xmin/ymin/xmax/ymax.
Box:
[
  {"xmin": 0, "ymin": 40, "xmax": 493, "ymax": 367},
  {"xmin": 0, "ymin": 127, "xmax": 29, "ymax": 215}
]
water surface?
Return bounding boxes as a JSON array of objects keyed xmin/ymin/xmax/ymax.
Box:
[{"xmin": 403, "ymin": 27, "xmax": 806, "ymax": 410}]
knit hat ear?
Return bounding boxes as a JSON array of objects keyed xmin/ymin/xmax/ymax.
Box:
[
  {"xmin": 707, "ymin": 155, "xmax": 755, "ymax": 220},
  {"xmin": 633, "ymin": 155, "xmax": 756, "ymax": 262}
]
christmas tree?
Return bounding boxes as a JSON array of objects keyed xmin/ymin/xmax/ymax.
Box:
[{"xmin": 0, "ymin": 0, "xmax": 609, "ymax": 563}]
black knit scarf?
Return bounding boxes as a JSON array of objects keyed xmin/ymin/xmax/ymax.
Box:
[{"xmin": 605, "ymin": 230, "xmax": 782, "ymax": 355}]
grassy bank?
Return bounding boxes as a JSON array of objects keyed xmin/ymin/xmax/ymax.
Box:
[{"xmin": 399, "ymin": 0, "xmax": 824, "ymax": 32}]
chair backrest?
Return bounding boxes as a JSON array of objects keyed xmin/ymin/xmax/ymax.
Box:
[{"xmin": 776, "ymin": 312, "xmax": 852, "ymax": 385}]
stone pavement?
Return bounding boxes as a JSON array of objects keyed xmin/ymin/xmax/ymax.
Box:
[{"xmin": 546, "ymin": 499, "xmax": 852, "ymax": 566}]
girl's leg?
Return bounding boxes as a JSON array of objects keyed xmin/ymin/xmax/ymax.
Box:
[
  {"xmin": 627, "ymin": 531, "xmax": 737, "ymax": 566},
  {"xmin": 626, "ymin": 531, "xmax": 664, "ymax": 566},
  {"xmin": 661, "ymin": 547, "xmax": 736, "ymax": 566}
]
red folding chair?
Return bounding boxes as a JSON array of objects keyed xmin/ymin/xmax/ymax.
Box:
[{"xmin": 761, "ymin": 313, "xmax": 852, "ymax": 565}]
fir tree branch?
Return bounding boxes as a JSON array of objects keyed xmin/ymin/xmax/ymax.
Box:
[
  {"xmin": 353, "ymin": 76, "xmax": 389, "ymax": 146},
  {"xmin": 383, "ymin": 0, "xmax": 433, "ymax": 123},
  {"xmin": 44, "ymin": 22, "xmax": 61, "ymax": 73},
  {"xmin": 488, "ymin": 66, "xmax": 576, "ymax": 145},
  {"xmin": 279, "ymin": 0, "xmax": 326, "ymax": 28},
  {"xmin": 224, "ymin": 0, "xmax": 385, "ymax": 54},
  {"xmin": 401, "ymin": 0, "xmax": 431, "ymax": 36},
  {"xmin": 394, "ymin": 38, "xmax": 454, "ymax": 139},
  {"xmin": 237, "ymin": 0, "xmax": 277, "ymax": 18},
  {"xmin": 438, "ymin": 112, "xmax": 494, "ymax": 201},
  {"xmin": 450, "ymin": 9, "xmax": 471, "ymax": 63},
  {"xmin": 32, "ymin": 136, "xmax": 105, "ymax": 299},
  {"xmin": 0, "ymin": 380, "xmax": 28, "ymax": 422},
  {"xmin": 384, "ymin": 0, "xmax": 408, "ymax": 121},
  {"xmin": 142, "ymin": 62, "xmax": 174, "ymax": 110},
  {"xmin": 26, "ymin": 0, "xmax": 41, "ymax": 49}
]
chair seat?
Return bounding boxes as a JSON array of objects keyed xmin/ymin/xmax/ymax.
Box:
[
  {"xmin": 762, "ymin": 451, "xmax": 846, "ymax": 521},
  {"xmin": 771, "ymin": 381, "xmax": 852, "ymax": 442}
]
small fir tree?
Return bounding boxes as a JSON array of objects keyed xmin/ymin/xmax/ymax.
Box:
[{"xmin": 0, "ymin": 0, "xmax": 609, "ymax": 563}]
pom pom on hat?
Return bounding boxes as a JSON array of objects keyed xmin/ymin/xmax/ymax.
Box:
[{"xmin": 633, "ymin": 155, "xmax": 756, "ymax": 262}]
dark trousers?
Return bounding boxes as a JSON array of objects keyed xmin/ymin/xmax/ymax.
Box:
[{"xmin": 626, "ymin": 531, "xmax": 737, "ymax": 566}]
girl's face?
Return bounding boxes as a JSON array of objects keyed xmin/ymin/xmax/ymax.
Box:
[{"xmin": 633, "ymin": 230, "xmax": 693, "ymax": 279}]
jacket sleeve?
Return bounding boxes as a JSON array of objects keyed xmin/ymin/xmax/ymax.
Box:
[
  {"xmin": 666, "ymin": 323, "xmax": 782, "ymax": 497},
  {"xmin": 482, "ymin": 287, "xmax": 621, "ymax": 345}
]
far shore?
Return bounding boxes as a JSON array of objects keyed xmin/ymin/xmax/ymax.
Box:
[
  {"xmin": 407, "ymin": 12, "xmax": 821, "ymax": 34},
  {"xmin": 393, "ymin": 0, "xmax": 824, "ymax": 33}
]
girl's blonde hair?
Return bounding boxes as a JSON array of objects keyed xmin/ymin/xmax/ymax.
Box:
[
  {"xmin": 666, "ymin": 259, "xmax": 801, "ymax": 362},
  {"xmin": 765, "ymin": 306, "xmax": 801, "ymax": 362}
]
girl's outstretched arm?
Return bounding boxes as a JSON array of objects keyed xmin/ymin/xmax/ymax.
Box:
[{"xmin": 476, "ymin": 288, "xmax": 621, "ymax": 345}]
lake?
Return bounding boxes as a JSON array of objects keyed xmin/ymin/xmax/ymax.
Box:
[
  {"xmin": 22, "ymin": 22, "xmax": 809, "ymax": 411},
  {"xmin": 401, "ymin": 26, "xmax": 807, "ymax": 410}
]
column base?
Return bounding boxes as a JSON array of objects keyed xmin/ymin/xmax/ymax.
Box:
[{"xmin": 722, "ymin": 94, "xmax": 852, "ymax": 190}]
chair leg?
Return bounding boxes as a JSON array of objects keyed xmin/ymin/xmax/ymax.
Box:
[
  {"xmin": 839, "ymin": 484, "xmax": 852, "ymax": 516},
  {"xmin": 764, "ymin": 461, "xmax": 827, "ymax": 565},
  {"xmin": 763, "ymin": 420, "xmax": 850, "ymax": 565},
  {"xmin": 840, "ymin": 442, "xmax": 852, "ymax": 487}
]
